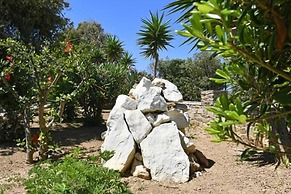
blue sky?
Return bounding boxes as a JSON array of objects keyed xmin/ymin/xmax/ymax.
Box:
[{"xmin": 64, "ymin": 0, "xmax": 198, "ymax": 72}]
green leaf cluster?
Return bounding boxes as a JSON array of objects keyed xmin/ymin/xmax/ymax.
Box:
[
  {"xmin": 24, "ymin": 156, "xmax": 132, "ymax": 194},
  {"xmin": 167, "ymin": 0, "xmax": 291, "ymax": 165}
]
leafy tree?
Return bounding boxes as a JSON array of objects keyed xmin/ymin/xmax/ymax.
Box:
[
  {"xmin": 159, "ymin": 52, "xmax": 223, "ymax": 100},
  {"xmin": 104, "ymin": 35, "xmax": 124, "ymax": 63},
  {"xmin": 0, "ymin": 0, "xmax": 70, "ymax": 46},
  {"xmin": 167, "ymin": 0, "xmax": 291, "ymax": 165},
  {"xmin": 137, "ymin": 11, "xmax": 174, "ymax": 78}
]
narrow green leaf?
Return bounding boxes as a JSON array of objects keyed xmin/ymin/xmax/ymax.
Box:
[
  {"xmin": 215, "ymin": 25, "xmax": 225, "ymax": 42},
  {"xmin": 209, "ymin": 77, "xmax": 228, "ymax": 84},
  {"xmin": 218, "ymin": 120, "xmax": 237, "ymax": 126},
  {"xmin": 176, "ymin": 30, "xmax": 193, "ymax": 37},
  {"xmin": 216, "ymin": 69, "xmax": 230, "ymax": 79},
  {"xmin": 225, "ymin": 110, "xmax": 240, "ymax": 120},
  {"xmin": 194, "ymin": 2, "xmax": 214, "ymax": 14},
  {"xmin": 206, "ymin": 13, "xmax": 221, "ymax": 20},
  {"xmin": 205, "ymin": 127, "xmax": 221, "ymax": 135},
  {"xmin": 220, "ymin": 94, "xmax": 229, "ymax": 111},
  {"xmin": 204, "ymin": 21, "xmax": 213, "ymax": 36},
  {"xmin": 235, "ymin": 98, "xmax": 244, "ymax": 115},
  {"xmin": 189, "ymin": 13, "xmax": 203, "ymax": 32},
  {"xmin": 238, "ymin": 115, "xmax": 247, "ymax": 124}
]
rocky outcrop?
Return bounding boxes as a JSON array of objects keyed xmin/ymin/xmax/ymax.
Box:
[{"xmin": 100, "ymin": 77, "xmax": 210, "ymax": 183}]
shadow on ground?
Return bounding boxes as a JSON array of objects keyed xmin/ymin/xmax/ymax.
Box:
[{"xmin": 50, "ymin": 122, "xmax": 107, "ymax": 147}]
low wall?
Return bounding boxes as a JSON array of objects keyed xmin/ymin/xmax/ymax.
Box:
[{"xmin": 182, "ymin": 90, "xmax": 225, "ymax": 130}]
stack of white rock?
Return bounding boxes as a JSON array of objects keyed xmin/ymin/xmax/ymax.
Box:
[{"xmin": 101, "ymin": 77, "xmax": 209, "ymax": 183}]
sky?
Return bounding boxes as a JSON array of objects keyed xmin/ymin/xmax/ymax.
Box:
[{"xmin": 64, "ymin": 0, "xmax": 198, "ymax": 72}]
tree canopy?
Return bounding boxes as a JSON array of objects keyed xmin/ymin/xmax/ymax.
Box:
[{"xmin": 0, "ymin": 0, "xmax": 70, "ymax": 46}]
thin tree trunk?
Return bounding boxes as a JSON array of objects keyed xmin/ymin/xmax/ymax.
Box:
[
  {"xmin": 38, "ymin": 98, "xmax": 49, "ymax": 161},
  {"xmin": 23, "ymin": 108, "xmax": 34, "ymax": 164},
  {"xmin": 153, "ymin": 53, "xmax": 159, "ymax": 78},
  {"xmin": 269, "ymin": 118, "xmax": 291, "ymax": 164}
]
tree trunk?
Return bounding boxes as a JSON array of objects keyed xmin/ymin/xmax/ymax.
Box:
[
  {"xmin": 153, "ymin": 53, "xmax": 159, "ymax": 78},
  {"xmin": 269, "ymin": 118, "xmax": 291, "ymax": 165},
  {"xmin": 38, "ymin": 99, "xmax": 49, "ymax": 161},
  {"xmin": 23, "ymin": 109, "xmax": 34, "ymax": 164}
]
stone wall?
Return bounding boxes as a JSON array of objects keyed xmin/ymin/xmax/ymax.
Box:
[{"xmin": 182, "ymin": 90, "xmax": 225, "ymax": 130}]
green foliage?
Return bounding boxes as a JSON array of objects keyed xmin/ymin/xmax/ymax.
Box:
[
  {"xmin": 24, "ymin": 156, "xmax": 132, "ymax": 194},
  {"xmin": 99, "ymin": 150, "xmax": 115, "ymax": 162},
  {"xmin": 137, "ymin": 11, "xmax": 174, "ymax": 78},
  {"xmin": 205, "ymin": 93, "xmax": 246, "ymax": 142},
  {"xmin": 158, "ymin": 52, "xmax": 223, "ymax": 101},
  {"xmin": 169, "ymin": 0, "xmax": 291, "ymax": 164},
  {"xmin": 0, "ymin": 0, "xmax": 70, "ymax": 46}
]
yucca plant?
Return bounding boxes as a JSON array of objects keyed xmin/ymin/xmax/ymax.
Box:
[{"xmin": 137, "ymin": 11, "xmax": 174, "ymax": 78}]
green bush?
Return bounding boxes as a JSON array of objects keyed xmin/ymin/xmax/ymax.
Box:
[{"xmin": 24, "ymin": 156, "xmax": 132, "ymax": 194}]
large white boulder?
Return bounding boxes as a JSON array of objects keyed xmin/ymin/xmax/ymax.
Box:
[
  {"xmin": 140, "ymin": 122, "xmax": 190, "ymax": 183},
  {"xmin": 130, "ymin": 77, "xmax": 153, "ymax": 100},
  {"xmin": 101, "ymin": 117, "xmax": 136, "ymax": 172},
  {"xmin": 114, "ymin": 94, "xmax": 138, "ymax": 109},
  {"xmin": 105, "ymin": 95, "xmax": 137, "ymax": 136},
  {"xmin": 137, "ymin": 87, "xmax": 168, "ymax": 113},
  {"xmin": 165, "ymin": 110, "xmax": 190, "ymax": 129},
  {"xmin": 152, "ymin": 78, "xmax": 183, "ymax": 102},
  {"xmin": 124, "ymin": 109, "xmax": 152, "ymax": 144}
]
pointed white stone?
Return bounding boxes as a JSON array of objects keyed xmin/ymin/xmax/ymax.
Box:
[
  {"xmin": 130, "ymin": 77, "xmax": 153, "ymax": 100},
  {"xmin": 114, "ymin": 94, "xmax": 138, "ymax": 110},
  {"xmin": 152, "ymin": 78, "xmax": 183, "ymax": 102},
  {"xmin": 105, "ymin": 95, "xmax": 137, "ymax": 137},
  {"xmin": 101, "ymin": 117, "xmax": 136, "ymax": 172},
  {"xmin": 124, "ymin": 109, "xmax": 152, "ymax": 144},
  {"xmin": 137, "ymin": 87, "xmax": 168, "ymax": 113},
  {"xmin": 140, "ymin": 122, "xmax": 190, "ymax": 183}
]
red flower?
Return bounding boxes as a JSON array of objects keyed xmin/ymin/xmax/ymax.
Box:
[
  {"xmin": 5, "ymin": 56, "xmax": 13, "ymax": 62},
  {"xmin": 32, "ymin": 134, "xmax": 39, "ymax": 146},
  {"xmin": 47, "ymin": 76, "xmax": 52, "ymax": 83},
  {"xmin": 5, "ymin": 74, "xmax": 10, "ymax": 81},
  {"xmin": 64, "ymin": 40, "xmax": 73, "ymax": 53}
]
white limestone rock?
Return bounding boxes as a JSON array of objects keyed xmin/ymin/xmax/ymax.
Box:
[
  {"xmin": 124, "ymin": 109, "xmax": 152, "ymax": 144},
  {"xmin": 105, "ymin": 95, "xmax": 137, "ymax": 137},
  {"xmin": 175, "ymin": 103, "xmax": 189, "ymax": 112},
  {"xmin": 146, "ymin": 113, "xmax": 171, "ymax": 127},
  {"xmin": 140, "ymin": 122, "xmax": 190, "ymax": 183},
  {"xmin": 137, "ymin": 87, "xmax": 168, "ymax": 113},
  {"xmin": 130, "ymin": 77, "xmax": 153, "ymax": 100},
  {"xmin": 152, "ymin": 78, "xmax": 183, "ymax": 102},
  {"xmin": 130, "ymin": 159, "xmax": 151, "ymax": 180},
  {"xmin": 114, "ymin": 94, "xmax": 138, "ymax": 109},
  {"xmin": 165, "ymin": 110, "xmax": 190, "ymax": 129},
  {"xmin": 179, "ymin": 131, "xmax": 196, "ymax": 154},
  {"xmin": 101, "ymin": 117, "xmax": 136, "ymax": 172}
]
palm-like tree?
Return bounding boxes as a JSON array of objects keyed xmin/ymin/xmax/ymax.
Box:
[
  {"xmin": 104, "ymin": 35, "xmax": 124, "ymax": 63},
  {"xmin": 120, "ymin": 51, "xmax": 136, "ymax": 70},
  {"xmin": 137, "ymin": 11, "xmax": 174, "ymax": 78}
]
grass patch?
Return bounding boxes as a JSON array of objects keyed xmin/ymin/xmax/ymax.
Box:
[{"xmin": 24, "ymin": 150, "xmax": 131, "ymax": 194}]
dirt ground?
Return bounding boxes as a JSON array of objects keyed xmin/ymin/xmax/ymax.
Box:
[{"xmin": 1, "ymin": 114, "xmax": 291, "ymax": 194}]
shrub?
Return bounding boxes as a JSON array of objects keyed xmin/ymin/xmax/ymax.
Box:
[{"xmin": 24, "ymin": 156, "xmax": 132, "ymax": 194}]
